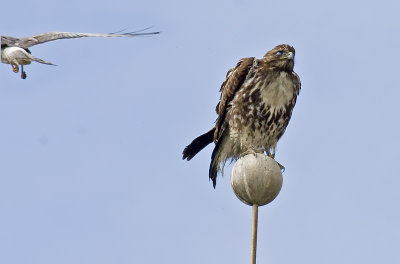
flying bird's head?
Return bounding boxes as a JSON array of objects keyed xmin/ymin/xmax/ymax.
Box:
[{"xmin": 263, "ymin": 44, "xmax": 295, "ymax": 71}]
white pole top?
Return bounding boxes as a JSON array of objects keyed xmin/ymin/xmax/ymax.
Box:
[{"xmin": 230, "ymin": 154, "xmax": 283, "ymax": 206}]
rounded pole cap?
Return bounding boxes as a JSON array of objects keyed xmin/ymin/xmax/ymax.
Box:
[{"xmin": 230, "ymin": 154, "xmax": 283, "ymax": 206}]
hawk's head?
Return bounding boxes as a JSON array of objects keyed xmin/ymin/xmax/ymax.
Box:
[{"xmin": 263, "ymin": 44, "xmax": 295, "ymax": 71}]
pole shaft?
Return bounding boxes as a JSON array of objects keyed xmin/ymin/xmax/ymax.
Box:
[{"xmin": 251, "ymin": 204, "xmax": 258, "ymax": 264}]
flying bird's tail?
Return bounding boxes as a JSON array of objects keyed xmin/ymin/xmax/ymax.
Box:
[
  {"xmin": 182, "ymin": 127, "xmax": 215, "ymax": 161},
  {"xmin": 28, "ymin": 54, "xmax": 55, "ymax": 66}
]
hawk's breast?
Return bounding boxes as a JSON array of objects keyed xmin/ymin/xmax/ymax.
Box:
[
  {"xmin": 228, "ymin": 71, "xmax": 297, "ymax": 151},
  {"xmin": 260, "ymin": 71, "xmax": 296, "ymax": 108}
]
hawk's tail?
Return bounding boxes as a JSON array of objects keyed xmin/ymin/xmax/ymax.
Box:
[
  {"xmin": 209, "ymin": 132, "xmax": 232, "ymax": 188},
  {"xmin": 182, "ymin": 127, "xmax": 215, "ymax": 161},
  {"xmin": 209, "ymin": 138, "xmax": 223, "ymax": 188}
]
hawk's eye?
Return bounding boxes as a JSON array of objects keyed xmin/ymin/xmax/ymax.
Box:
[{"xmin": 275, "ymin": 51, "xmax": 283, "ymax": 57}]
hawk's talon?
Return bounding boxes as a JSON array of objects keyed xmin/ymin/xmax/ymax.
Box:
[
  {"xmin": 277, "ymin": 162, "xmax": 285, "ymax": 173},
  {"xmin": 21, "ymin": 71, "xmax": 27, "ymax": 79},
  {"xmin": 269, "ymin": 155, "xmax": 285, "ymax": 172}
]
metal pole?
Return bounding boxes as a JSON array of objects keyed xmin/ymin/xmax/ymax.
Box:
[{"xmin": 251, "ymin": 204, "xmax": 258, "ymax": 264}]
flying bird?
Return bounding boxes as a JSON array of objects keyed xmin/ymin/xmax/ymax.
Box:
[
  {"xmin": 1, "ymin": 30, "xmax": 159, "ymax": 79},
  {"xmin": 182, "ymin": 44, "xmax": 301, "ymax": 188}
]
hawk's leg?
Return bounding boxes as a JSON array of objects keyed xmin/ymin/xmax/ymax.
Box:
[
  {"xmin": 12, "ymin": 64, "xmax": 19, "ymax": 73},
  {"xmin": 21, "ymin": 66, "xmax": 27, "ymax": 79},
  {"xmin": 240, "ymin": 148, "xmax": 264, "ymax": 158},
  {"xmin": 242, "ymin": 149, "xmax": 285, "ymax": 172},
  {"xmin": 266, "ymin": 149, "xmax": 275, "ymax": 159}
]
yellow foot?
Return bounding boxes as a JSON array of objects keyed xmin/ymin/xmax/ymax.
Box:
[
  {"xmin": 12, "ymin": 65, "xmax": 19, "ymax": 73},
  {"xmin": 21, "ymin": 71, "xmax": 27, "ymax": 79},
  {"xmin": 266, "ymin": 150, "xmax": 276, "ymax": 159}
]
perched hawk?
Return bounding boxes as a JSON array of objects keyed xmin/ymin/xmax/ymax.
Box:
[
  {"xmin": 183, "ymin": 44, "xmax": 301, "ymax": 188},
  {"xmin": 1, "ymin": 30, "xmax": 159, "ymax": 79}
]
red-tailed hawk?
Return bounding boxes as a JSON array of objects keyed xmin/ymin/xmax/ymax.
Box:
[
  {"xmin": 183, "ymin": 44, "xmax": 301, "ymax": 188},
  {"xmin": 1, "ymin": 30, "xmax": 159, "ymax": 79}
]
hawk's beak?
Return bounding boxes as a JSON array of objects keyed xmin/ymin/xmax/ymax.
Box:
[{"xmin": 283, "ymin": 51, "xmax": 294, "ymax": 60}]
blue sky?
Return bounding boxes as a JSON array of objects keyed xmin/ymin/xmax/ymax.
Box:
[{"xmin": 1, "ymin": 0, "xmax": 399, "ymax": 263}]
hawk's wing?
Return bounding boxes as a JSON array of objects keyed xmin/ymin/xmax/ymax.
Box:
[
  {"xmin": 2, "ymin": 31, "xmax": 159, "ymax": 49},
  {"xmin": 292, "ymin": 72, "xmax": 301, "ymax": 96},
  {"xmin": 214, "ymin": 57, "xmax": 255, "ymax": 140}
]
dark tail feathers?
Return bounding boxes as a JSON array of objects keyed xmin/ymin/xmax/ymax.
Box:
[
  {"xmin": 209, "ymin": 138, "xmax": 223, "ymax": 188},
  {"xmin": 182, "ymin": 128, "xmax": 215, "ymax": 161}
]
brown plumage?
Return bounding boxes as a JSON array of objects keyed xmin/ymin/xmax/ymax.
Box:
[{"xmin": 183, "ymin": 44, "xmax": 301, "ymax": 188}]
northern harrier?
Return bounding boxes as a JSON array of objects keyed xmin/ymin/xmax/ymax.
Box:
[
  {"xmin": 183, "ymin": 44, "xmax": 301, "ymax": 188},
  {"xmin": 1, "ymin": 30, "xmax": 159, "ymax": 79}
]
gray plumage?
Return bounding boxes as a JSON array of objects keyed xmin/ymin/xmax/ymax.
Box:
[{"xmin": 1, "ymin": 30, "xmax": 159, "ymax": 79}]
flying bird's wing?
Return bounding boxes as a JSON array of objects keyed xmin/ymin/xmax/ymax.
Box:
[
  {"xmin": 1, "ymin": 36, "xmax": 19, "ymax": 47},
  {"xmin": 3, "ymin": 31, "xmax": 160, "ymax": 49},
  {"xmin": 214, "ymin": 57, "xmax": 255, "ymax": 141}
]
